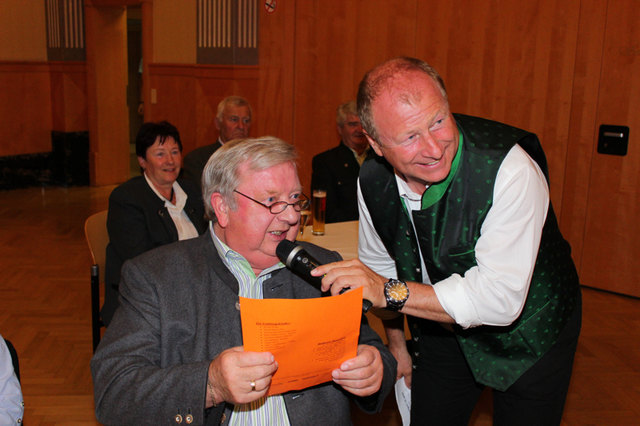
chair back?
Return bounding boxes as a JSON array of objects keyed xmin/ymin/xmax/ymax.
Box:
[
  {"xmin": 84, "ymin": 210, "xmax": 108, "ymax": 283},
  {"xmin": 84, "ymin": 210, "xmax": 108, "ymax": 351}
]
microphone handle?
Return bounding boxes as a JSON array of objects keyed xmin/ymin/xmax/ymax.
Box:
[{"xmin": 291, "ymin": 251, "xmax": 372, "ymax": 313}]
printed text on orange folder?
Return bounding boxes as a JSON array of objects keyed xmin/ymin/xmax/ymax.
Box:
[{"xmin": 240, "ymin": 288, "xmax": 362, "ymax": 395}]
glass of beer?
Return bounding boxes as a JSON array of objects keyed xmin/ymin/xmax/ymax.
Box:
[
  {"xmin": 299, "ymin": 209, "xmax": 311, "ymax": 237},
  {"xmin": 312, "ymin": 189, "xmax": 326, "ymax": 235}
]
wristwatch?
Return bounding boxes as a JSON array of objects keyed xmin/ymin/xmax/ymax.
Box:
[{"xmin": 384, "ymin": 278, "xmax": 409, "ymax": 311}]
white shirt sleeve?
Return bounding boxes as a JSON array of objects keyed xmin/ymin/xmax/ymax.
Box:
[
  {"xmin": 433, "ymin": 145, "xmax": 549, "ymax": 328},
  {"xmin": 358, "ymin": 145, "xmax": 549, "ymax": 329},
  {"xmin": 0, "ymin": 336, "xmax": 24, "ymax": 425}
]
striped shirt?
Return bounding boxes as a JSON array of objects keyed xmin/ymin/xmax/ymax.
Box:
[{"xmin": 210, "ymin": 224, "xmax": 291, "ymax": 426}]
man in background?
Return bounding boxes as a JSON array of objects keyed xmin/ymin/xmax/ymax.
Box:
[
  {"xmin": 182, "ymin": 95, "xmax": 252, "ymax": 187},
  {"xmin": 311, "ymin": 101, "xmax": 371, "ymax": 223}
]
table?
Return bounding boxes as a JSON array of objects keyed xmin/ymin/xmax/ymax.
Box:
[{"xmin": 297, "ymin": 220, "xmax": 359, "ymax": 260}]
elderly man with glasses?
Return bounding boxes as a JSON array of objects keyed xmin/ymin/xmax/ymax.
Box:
[{"xmin": 91, "ymin": 137, "xmax": 396, "ymax": 425}]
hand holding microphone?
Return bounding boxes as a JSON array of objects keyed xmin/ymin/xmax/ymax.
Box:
[{"xmin": 276, "ymin": 240, "xmax": 373, "ymax": 313}]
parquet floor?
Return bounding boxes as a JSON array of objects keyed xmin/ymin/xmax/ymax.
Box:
[{"xmin": 0, "ymin": 185, "xmax": 639, "ymax": 425}]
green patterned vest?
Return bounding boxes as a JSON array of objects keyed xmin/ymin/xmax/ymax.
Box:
[{"xmin": 360, "ymin": 114, "xmax": 580, "ymax": 391}]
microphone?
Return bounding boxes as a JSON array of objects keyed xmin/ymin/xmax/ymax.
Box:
[{"xmin": 276, "ymin": 240, "xmax": 372, "ymax": 313}]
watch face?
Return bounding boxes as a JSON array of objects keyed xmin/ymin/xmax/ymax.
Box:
[
  {"xmin": 388, "ymin": 281, "xmax": 409, "ymax": 301},
  {"xmin": 385, "ymin": 279, "xmax": 409, "ymax": 311}
]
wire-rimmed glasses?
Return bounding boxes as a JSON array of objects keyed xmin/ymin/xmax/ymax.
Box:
[{"xmin": 233, "ymin": 190, "xmax": 310, "ymax": 214}]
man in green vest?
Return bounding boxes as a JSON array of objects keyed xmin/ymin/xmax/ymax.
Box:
[{"xmin": 313, "ymin": 57, "xmax": 581, "ymax": 425}]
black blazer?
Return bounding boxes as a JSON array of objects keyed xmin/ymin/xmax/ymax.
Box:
[
  {"xmin": 311, "ymin": 142, "xmax": 372, "ymax": 223},
  {"xmin": 102, "ymin": 176, "xmax": 207, "ymax": 325},
  {"xmin": 181, "ymin": 140, "xmax": 222, "ymax": 190}
]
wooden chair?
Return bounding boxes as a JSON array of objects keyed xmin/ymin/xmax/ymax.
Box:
[{"xmin": 84, "ymin": 210, "xmax": 108, "ymax": 352}]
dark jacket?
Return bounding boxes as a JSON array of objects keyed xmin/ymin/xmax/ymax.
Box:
[
  {"xmin": 92, "ymin": 235, "xmax": 397, "ymax": 425},
  {"xmin": 102, "ymin": 176, "xmax": 207, "ymax": 325},
  {"xmin": 181, "ymin": 141, "xmax": 222, "ymax": 190},
  {"xmin": 311, "ymin": 142, "xmax": 372, "ymax": 223}
]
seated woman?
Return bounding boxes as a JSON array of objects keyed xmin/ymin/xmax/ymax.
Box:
[{"xmin": 102, "ymin": 121, "xmax": 207, "ymax": 326}]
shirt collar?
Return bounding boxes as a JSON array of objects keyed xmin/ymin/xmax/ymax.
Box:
[
  {"xmin": 143, "ymin": 173, "xmax": 187, "ymax": 210},
  {"xmin": 344, "ymin": 142, "xmax": 370, "ymax": 166},
  {"xmin": 208, "ymin": 222, "xmax": 284, "ymax": 278}
]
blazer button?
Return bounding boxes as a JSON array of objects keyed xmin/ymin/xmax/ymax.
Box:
[
  {"xmin": 174, "ymin": 414, "xmax": 183, "ymax": 423},
  {"xmin": 220, "ymin": 413, "xmax": 227, "ymax": 423},
  {"xmin": 185, "ymin": 413, "xmax": 194, "ymax": 424}
]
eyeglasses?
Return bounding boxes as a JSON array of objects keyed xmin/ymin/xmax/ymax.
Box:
[{"xmin": 233, "ymin": 190, "xmax": 310, "ymax": 214}]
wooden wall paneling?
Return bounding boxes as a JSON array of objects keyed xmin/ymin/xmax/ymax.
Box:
[
  {"xmin": 417, "ymin": 0, "xmax": 580, "ymax": 213},
  {"xmin": 0, "ymin": 62, "xmax": 52, "ymax": 157},
  {"xmin": 49, "ymin": 61, "xmax": 88, "ymax": 132},
  {"xmin": 147, "ymin": 64, "xmax": 198, "ymax": 153},
  {"xmin": 147, "ymin": 64, "xmax": 259, "ymax": 155},
  {"xmin": 84, "ymin": 4, "xmax": 131, "ymax": 185},
  {"xmin": 141, "ymin": 0, "xmax": 153, "ymax": 121},
  {"xmin": 291, "ymin": 0, "xmax": 418, "ymax": 192},
  {"xmin": 560, "ymin": 0, "xmax": 608, "ymax": 271},
  {"xmin": 192, "ymin": 65, "xmax": 259, "ymax": 152},
  {"xmin": 579, "ymin": 0, "xmax": 640, "ymax": 297},
  {"xmin": 257, "ymin": 0, "xmax": 296, "ymax": 144}
]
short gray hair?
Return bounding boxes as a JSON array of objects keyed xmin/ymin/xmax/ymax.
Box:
[
  {"xmin": 216, "ymin": 95, "xmax": 252, "ymax": 121},
  {"xmin": 336, "ymin": 100, "xmax": 358, "ymax": 127},
  {"xmin": 202, "ymin": 136, "xmax": 298, "ymax": 222}
]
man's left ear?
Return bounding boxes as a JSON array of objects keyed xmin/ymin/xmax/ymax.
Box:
[
  {"xmin": 210, "ymin": 193, "xmax": 229, "ymax": 227},
  {"xmin": 365, "ymin": 134, "xmax": 384, "ymax": 157}
]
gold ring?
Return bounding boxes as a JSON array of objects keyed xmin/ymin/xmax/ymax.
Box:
[{"xmin": 250, "ymin": 380, "xmax": 256, "ymax": 392}]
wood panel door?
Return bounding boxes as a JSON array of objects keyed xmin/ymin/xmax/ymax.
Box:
[{"xmin": 579, "ymin": 0, "xmax": 640, "ymax": 297}]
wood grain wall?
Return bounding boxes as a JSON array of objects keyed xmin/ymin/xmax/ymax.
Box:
[
  {"xmin": 258, "ymin": 0, "xmax": 583, "ymax": 211},
  {"xmin": 148, "ymin": 64, "xmax": 259, "ymax": 154},
  {"xmin": 255, "ymin": 0, "xmax": 640, "ymax": 295},
  {"xmin": 1, "ymin": 0, "xmax": 638, "ymax": 294},
  {"xmin": 0, "ymin": 62, "xmax": 53, "ymax": 157}
]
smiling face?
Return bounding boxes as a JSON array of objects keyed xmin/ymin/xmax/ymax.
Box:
[
  {"xmin": 212, "ymin": 161, "xmax": 301, "ymax": 274},
  {"xmin": 138, "ymin": 136, "xmax": 181, "ymax": 189},
  {"xmin": 367, "ymin": 70, "xmax": 459, "ymax": 194}
]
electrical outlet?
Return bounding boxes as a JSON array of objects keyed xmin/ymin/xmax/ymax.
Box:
[{"xmin": 598, "ymin": 125, "xmax": 629, "ymax": 156}]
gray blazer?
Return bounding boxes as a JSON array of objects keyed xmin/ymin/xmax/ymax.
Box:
[{"xmin": 91, "ymin": 233, "xmax": 396, "ymax": 425}]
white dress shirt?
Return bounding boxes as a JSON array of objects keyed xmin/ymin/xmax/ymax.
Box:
[
  {"xmin": 210, "ymin": 225, "xmax": 291, "ymax": 426},
  {"xmin": 358, "ymin": 145, "xmax": 549, "ymax": 328}
]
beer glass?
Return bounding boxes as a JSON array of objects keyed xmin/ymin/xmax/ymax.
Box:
[
  {"xmin": 312, "ymin": 189, "xmax": 326, "ymax": 235},
  {"xmin": 299, "ymin": 209, "xmax": 311, "ymax": 237}
]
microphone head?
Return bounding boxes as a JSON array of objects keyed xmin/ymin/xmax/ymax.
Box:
[{"xmin": 276, "ymin": 239, "xmax": 301, "ymax": 267}]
